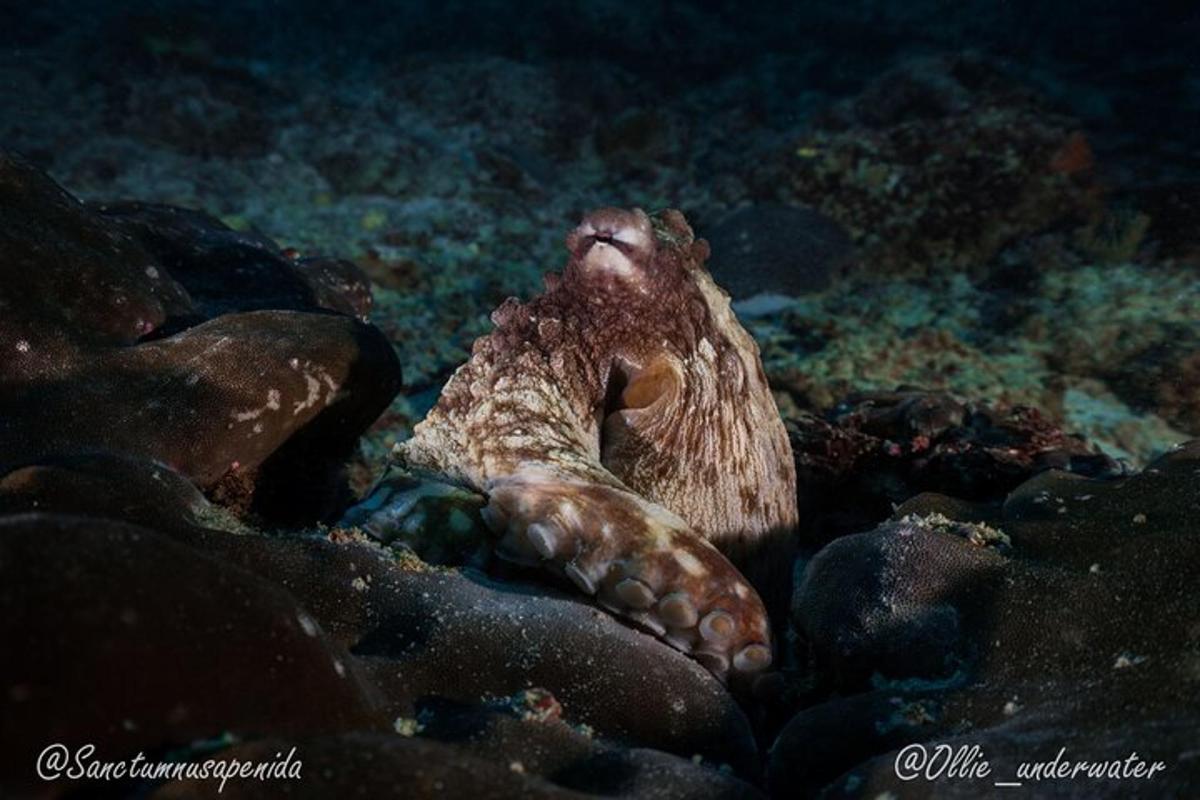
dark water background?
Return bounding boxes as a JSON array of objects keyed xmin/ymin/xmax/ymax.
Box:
[{"xmin": 7, "ymin": 2, "xmax": 1199, "ymax": 172}]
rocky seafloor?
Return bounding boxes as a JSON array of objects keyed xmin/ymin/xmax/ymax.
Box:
[{"xmin": 2, "ymin": 3, "xmax": 1199, "ymax": 798}]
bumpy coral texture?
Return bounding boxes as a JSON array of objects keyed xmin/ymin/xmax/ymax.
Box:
[{"xmin": 395, "ymin": 208, "xmax": 798, "ymax": 680}]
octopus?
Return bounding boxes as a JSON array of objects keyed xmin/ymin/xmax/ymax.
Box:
[{"xmin": 394, "ymin": 207, "xmax": 798, "ymax": 681}]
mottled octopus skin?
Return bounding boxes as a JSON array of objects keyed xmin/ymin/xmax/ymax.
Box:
[{"xmin": 394, "ymin": 208, "xmax": 798, "ymax": 680}]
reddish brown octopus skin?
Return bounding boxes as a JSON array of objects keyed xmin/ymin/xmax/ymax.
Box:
[{"xmin": 394, "ymin": 208, "xmax": 798, "ymax": 681}]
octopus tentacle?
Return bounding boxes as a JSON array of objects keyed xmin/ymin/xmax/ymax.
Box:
[{"xmin": 480, "ymin": 470, "xmax": 772, "ymax": 682}]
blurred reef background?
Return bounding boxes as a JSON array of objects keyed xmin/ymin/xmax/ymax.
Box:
[{"xmin": 4, "ymin": 0, "xmax": 1198, "ymax": 468}]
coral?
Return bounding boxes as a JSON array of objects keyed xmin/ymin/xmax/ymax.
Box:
[
  {"xmin": 787, "ymin": 389, "xmax": 1121, "ymax": 544},
  {"xmin": 759, "ymin": 55, "xmax": 1099, "ymax": 276},
  {"xmin": 393, "ymin": 208, "xmax": 798, "ymax": 681},
  {"xmin": 1028, "ymin": 263, "xmax": 1200, "ymax": 436},
  {"xmin": 739, "ymin": 261, "xmax": 1195, "ymax": 464}
]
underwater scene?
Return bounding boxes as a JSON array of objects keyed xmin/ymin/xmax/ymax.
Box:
[{"xmin": 2, "ymin": 1, "xmax": 1198, "ymax": 797}]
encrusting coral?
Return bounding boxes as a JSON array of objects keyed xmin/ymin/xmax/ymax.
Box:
[
  {"xmin": 760, "ymin": 54, "xmax": 1099, "ymax": 278},
  {"xmin": 394, "ymin": 207, "xmax": 798, "ymax": 681}
]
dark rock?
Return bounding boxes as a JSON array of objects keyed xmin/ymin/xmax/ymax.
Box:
[
  {"xmin": 0, "ymin": 309, "xmax": 400, "ymax": 519},
  {"xmin": 833, "ymin": 717, "xmax": 1198, "ymax": 799},
  {"xmin": 0, "ymin": 454, "xmax": 762, "ymax": 787},
  {"xmin": 705, "ymin": 205, "xmax": 854, "ymax": 299},
  {"xmin": 190, "ymin": 522, "xmax": 761, "ymax": 776},
  {"xmin": 789, "ymin": 389, "xmax": 1123, "ymax": 544},
  {"xmin": 778, "ymin": 441, "xmax": 1200, "ymax": 797},
  {"xmin": 408, "ymin": 696, "xmax": 763, "ymax": 799},
  {"xmin": 0, "ymin": 452, "xmax": 215, "ymax": 535},
  {"xmin": 0, "ymin": 151, "xmax": 192, "ymax": 348},
  {"xmin": 151, "ymin": 684, "xmax": 769, "ymax": 798},
  {"xmin": 153, "ymin": 734, "xmax": 586, "ymax": 799},
  {"xmin": 0, "ymin": 513, "xmax": 389, "ymax": 796},
  {"xmin": 767, "ymin": 688, "xmax": 952, "ymax": 797},
  {"xmin": 0, "ymin": 152, "xmax": 402, "ymax": 522},
  {"xmin": 793, "ymin": 514, "xmax": 1008, "ymax": 685},
  {"xmin": 97, "ymin": 202, "xmax": 375, "ymax": 324},
  {"xmin": 0, "ymin": 453, "xmax": 397, "ymax": 646},
  {"xmin": 153, "ymin": 728, "xmax": 764, "ymax": 799},
  {"xmin": 345, "ymin": 567, "xmax": 760, "ymax": 777},
  {"xmin": 0, "ymin": 452, "xmax": 758, "ymax": 775},
  {"xmin": 293, "ymin": 256, "xmax": 375, "ymax": 320}
]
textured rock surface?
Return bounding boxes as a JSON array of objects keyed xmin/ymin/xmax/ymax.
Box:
[
  {"xmin": 0, "ymin": 514, "xmax": 389, "ymax": 795},
  {"xmin": 345, "ymin": 568, "xmax": 760, "ymax": 775},
  {"xmin": 0, "ymin": 151, "xmax": 402, "ymax": 521},
  {"xmin": 98, "ymin": 201, "xmax": 375, "ymax": 323},
  {"xmin": 153, "ymin": 731, "xmax": 764, "ymax": 799},
  {"xmin": 0, "ymin": 454, "xmax": 762, "ymax": 794},
  {"xmin": 777, "ymin": 441, "xmax": 1200, "ymax": 797},
  {"xmin": 788, "ymin": 389, "xmax": 1122, "ymax": 544},
  {"xmin": 760, "ymin": 54, "xmax": 1099, "ymax": 277},
  {"xmin": 3, "ymin": 310, "xmax": 396, "ymax": 483},
  {"xmin": 195, "ymin": 526, "xmax": 761, "ymax": 776},
  {"xmin": 0, "ymin": 151, "xmax": 191, "ymax": 347}
]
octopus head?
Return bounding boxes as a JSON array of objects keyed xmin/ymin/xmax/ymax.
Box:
[{"xmin": 563, "ymin": 207, "xmax": 709, "ymax": 296}]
